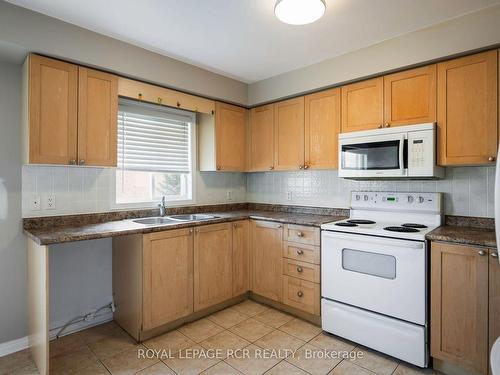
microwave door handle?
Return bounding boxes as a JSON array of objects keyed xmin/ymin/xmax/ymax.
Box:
[{"xmin": 399, "ymin": 135, "xmax": 405, "ymax": 172}]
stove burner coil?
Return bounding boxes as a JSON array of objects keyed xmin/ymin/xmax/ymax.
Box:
[
  {"xmin": 335, "ymin": 222, "xmax": 358, "ymax": 227},
  {"xmin": 402, "ymin": 223, "xmax": 428, "ymax": 229},
  {"xmin": 346, "ymin": 219, "xmax": 376, "ymax": 225},
  {"xmin": 383, "ymin": 226, "xmax": 420, "ymax": 233}
]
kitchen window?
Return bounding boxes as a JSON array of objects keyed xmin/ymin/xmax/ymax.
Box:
[{"xmin": 115, "ymin": 99, "xmax": 196, "ymax": 207}]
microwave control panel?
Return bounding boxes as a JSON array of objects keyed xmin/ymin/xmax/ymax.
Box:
[{"xmin": 407, "ymin": 130, "xmax": 436, "ymax": 176}]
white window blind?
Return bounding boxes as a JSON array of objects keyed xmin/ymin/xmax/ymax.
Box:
[{"xmin": 118, "ymin": 101, "xmax": 193, "ymax": 173}]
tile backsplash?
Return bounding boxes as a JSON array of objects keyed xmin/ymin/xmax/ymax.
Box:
[
  {"xmin": 22, "ymin": 166, "xmax": 247, "ymax": 217},
  {"xmin": 23, "ymin": 165, "xmax": 495, "ymax": 218},
  {"xmin": 247, "ymin": 167, "xmax": 496, "ymax": 218}
]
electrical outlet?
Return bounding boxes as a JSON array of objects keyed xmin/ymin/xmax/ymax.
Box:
[
  {"xmin": 30, "ymin": 195, "xmax": 41, "ymax": 211},
  {"xmin": 226, "ymin": 190, "xmax": 232, "ymax": 201},
  {"xmin": 286, "ymin": 191, "xmax": 292, "ymax": 201},
  {"xmin": 43, "ymin": 195, "xmax": 56, "ymax": 210}
]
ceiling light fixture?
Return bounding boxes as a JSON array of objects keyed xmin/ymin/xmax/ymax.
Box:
[{"xmin": 275, "ymin": 0, "xmax": 326, "ymax": 25}]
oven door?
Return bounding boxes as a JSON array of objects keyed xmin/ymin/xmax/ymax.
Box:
[
  {"xmin": 338, "ymin": 133, "xmax": 407, "ymax": 178},
  {"xmin": 321, "ymin": 231, "xmax": 426, "ymax": 325}
]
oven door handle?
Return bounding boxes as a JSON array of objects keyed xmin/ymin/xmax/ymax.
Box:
[{"xmin": 322, "ymin": 231, "xmax": 424, "ymax": 249}]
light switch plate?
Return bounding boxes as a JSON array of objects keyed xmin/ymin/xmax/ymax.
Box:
[
  {"xmin": 31, "ymin": 195, "xmax": 41, "ymax": 211},
  {"xmin": 286, "ymin": 191, "xmax": 292, "ymax": 201},
  {"xmin": 226, "ymin": 190, "xmax": 233, "ymax": 201}
]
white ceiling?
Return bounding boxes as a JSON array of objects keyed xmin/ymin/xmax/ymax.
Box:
[{"xmin": 6, "ymin": 0, "xmax": 500, "ymax": 83}]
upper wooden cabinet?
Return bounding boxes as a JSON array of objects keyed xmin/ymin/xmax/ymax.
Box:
[
  {"xmin": 274, "ymin": 97, "xmax": 305, "ymax": 170},
  {"xmin": 437, "ymin": 50, "xmax": 498, "ymax": 166},
  {"xmin": 431, "ymin": 242, "xmax": 489, "ymax": 374},
  {"xmin": 193, "ymin": 223, "xmax": 233, "ymax": 311},
  {"xmin": 198, "ymin": 102, "xmax": 247, "ymax": 172},
  {"xmin": 117, "ymin": 77, "xmax": 215, "ymax": 115},
  {"xmin": 304, "ymin": 88, "xmax": 341, "ymax": 169},
  {"xmin": 249, "ymin": 105, "xmax": 275, "ymax": 171},
  {"xmin": 384, "ymin": 65, "xmax": 436, "ymax": 126},
  {"xmin": 78, "ymin": 68, "xmax": 118, "ymax": 167},
  {"xmin": 251, "ymin": 220, "xmax": 283, "ymax": 302},
  {"xmin": 232, "ymin": 220, "xmax": 250, "ymax": 297},
  {"xmin": 25, "ymin": 54, "xmax": 78, "ymax": 165},
  {"xmin": 142, "ymin": 229, "xmax": 194, "ymax": 331},
  {"xmin": 24, "ymin": 54, "xmax": 118, "ymax": 166},
  {"xmin": 341, "ymin": 77, "xmax": 384, "ymax": 133},
  {"xmin": 215, "ymin": 102, "xmax": 247, "ymax": 171}
]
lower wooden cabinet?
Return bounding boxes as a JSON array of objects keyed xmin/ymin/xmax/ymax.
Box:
[
  {"xmin": 430, "ymin": 242, "xmax": 496, "ymax": 374},
  {"xmin": 232, "ymin": 220, "xmax": 250, "ymax": 296},
  {"xmin": 282, "ymin": 275, "xmax": 320, "ymax": 315},
  {"xmin": 193, "ymin": 223, "xmax": 233, "ymax": 311},
  {"xmin": 251, "ymin": 220, "xmax": 283, "ymax": 302},
  {"xmin": 490, "ymin": 248, "xmax": 500, "ymax": 365},
  {"xmin": 143, "ymin": 229, "xmax": 194, "ymax": 330}
]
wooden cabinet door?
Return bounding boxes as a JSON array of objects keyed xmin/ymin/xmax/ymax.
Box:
[
  {"xmin": 232, "ymin": 220, "xmax": 249, "ymax": 296},
  {"xmin": 78, "ymin": 67, "xmax": 118, "ymax": 167},
  {"xmin": 431, "ymin": 242, "xmax": 489, "ymax": 374},
  {"xmin": 193, "ymin": 223, "xmax": 233, "ymax": 311},
  {"xmin": 490, "ymin": 249, "xmax": 500, "ymax": 363},
  {"xmin": 384, "ymin": 65, "xmax": 436, "ymax": 126},
  {"xmin": 28, "ymin": 54, "xmax": 78, "ymax": 164},
  {"xmin": 250, "ymin": 220, "xmax": 283, "ymax": 302},
  {"xmin": 143, "ymin": 228, "xmax": 194, "ymax": 330},
  {"xmin": 304, "ymin": 88, "xmax": 341, "ymax": 169},
  {"xmin": 437, "ymin": 50, "xmax": 498, "ymax": 165},
  {"xmin": 274, "ymin": 97, "xmax": 305, "ymax": 170},
  {"xmin": 249, "ymin": 104, "xmax": 275, "ymax": 171},
  {"xmin": 215, "ymin": 102, "xmax": 247, "ymax": 171},
  {"xmin": 341, "ymin": 77, "xmax": 384, "ymax": 133}
]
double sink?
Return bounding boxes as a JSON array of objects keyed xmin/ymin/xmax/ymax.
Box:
[{"xmin": 133, "ymin": 214, "xmax": 220, "ymax": 226}]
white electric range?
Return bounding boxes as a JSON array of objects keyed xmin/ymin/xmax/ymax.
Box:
[{"xmin": 321, "ymin": 191, "xmax": 442, "ymax": 368}]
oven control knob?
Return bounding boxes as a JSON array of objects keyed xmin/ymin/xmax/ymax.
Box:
[
  {"xmin": 355, "ymin": 194, "xmax": 361, "ymax": 201},
  {"xmin": 363, "ymin": 195, "xmax": 369, "ymax": 201},
  {"xmin": 418, "ymin": 196, "xmax": 425, "ymax": 203},
  {"xmin": 407, "ymin": 196, "xmax": 414, "ymax": 203}
]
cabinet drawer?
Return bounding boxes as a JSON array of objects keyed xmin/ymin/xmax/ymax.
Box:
[
  {"xmin": 283, "ymin": 259, "xmax": 320, "ymax": 283},
  {"xmin": 282, "ymin": 275, "xmax": 320, "ymax": 315},
  {"xmin": 284, "ymin": 224, "xmax": 320, "ymax": 246},
  {"xmin": 283, "ymin": 242, "xmax": 320, "ymax": 264}
]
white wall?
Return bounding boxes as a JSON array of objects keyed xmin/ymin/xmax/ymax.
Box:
[
  {"xmin": 248, "ymin": 4, "xmax": 500, "ymax": 105},
  {"xmin": 247, "ymin": 167, "xmax": 496, "ymax": 218},
  {"xmin": 0, "ymin": 0, "xmax": 248, "ymax": 105},
  {"xmin": 0, "ymin": 62, "xmax": 27, "ymax": 344}
]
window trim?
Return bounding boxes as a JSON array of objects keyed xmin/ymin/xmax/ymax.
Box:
[{"xmin": 111, "ymin": 101, "xmax": 197, "ymax": 209}]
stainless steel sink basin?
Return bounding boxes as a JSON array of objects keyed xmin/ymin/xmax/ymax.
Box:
[
  {"xmin": 167, "ymin": 214, "xmax": 219, "ymax": 221},
  {"xmin": 132, "ymin": 217, "xmax": 178, "ymax": 225}
]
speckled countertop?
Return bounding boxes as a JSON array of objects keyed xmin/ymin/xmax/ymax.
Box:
[
  {"xmin": 426, "ymin": 225, "xmax": 496, "ymax": 248},
  {"xmin": 24, "ymin": 209, "xmax": 346, "ymax": 246}
]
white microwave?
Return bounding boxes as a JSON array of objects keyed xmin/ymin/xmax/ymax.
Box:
[{"xmin": 338, "ymin": 123, "xmax": 444, "ymax": 179}]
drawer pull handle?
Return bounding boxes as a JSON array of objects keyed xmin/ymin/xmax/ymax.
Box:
[
  {"xmin": 296, "ymin": 249, "xmax": 304, "ymax": 255},
  {"xmin": 296, "ymin": 266, "xmax": 303, "ymax": 273},
  {"xmin": 478, "ymin": 250, "xmax": 486, "ymax": 256},
  {"xmin": 297, "ymin": 232, "xmax": 304, "ymax": 237},
  {"xmin": 297, "ymin": 291, "xmax": 303, "ymax": 298},
  {"xmin": 492, "ymin": 252, "xmax": 498, "ymax": 258}
]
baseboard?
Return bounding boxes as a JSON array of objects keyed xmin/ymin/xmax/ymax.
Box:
[{"xmin": 0, "ymin": 336, "xmax": 29, "ymax": 357}]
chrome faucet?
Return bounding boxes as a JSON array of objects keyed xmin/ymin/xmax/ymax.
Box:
[{"xmin": 158, "ymin": 196, "xmax": 167, "ymax": 216}]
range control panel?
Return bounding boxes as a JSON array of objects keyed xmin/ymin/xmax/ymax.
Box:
[{"xmin": 351, "ymin": 191, "xmax": 442, "ymax": 212}]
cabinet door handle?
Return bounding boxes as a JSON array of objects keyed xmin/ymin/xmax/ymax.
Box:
[
  {"xmin": 79, "ymin": 159, "xmax": 85, "ymax": 165},
  {"xmin": 299, "ymin": 165, "xmax": 304, "ymax": 170},
  {"xmin": 296, "ymin": 249, "xmax": 304, "ymax": 255},
  {"xmin": 378, "ymin": 124, "xmax": 383, "ymax": 129},
  {"xmin": 488, "ymin": 156, "xmax": 496, "ymax": 162},
  {"xmin": 491, "ymin": 252, "xmax": 498, "ymax": 258},
  {"xmin": 189, "ymin": 229, "xmax": 193, "ymax": 233},
  {"xmin": 296, "ymin": 266, "xmax": 303, "ymax": 273},
  {"xmin": 304, "ymin": 164, "xmax": 309, "ymax": 169},
  {"xmin": 297, "ymin": 291, "xmax": 303, "ymax": 298},
  {"xmin": 297, "ymin": 232, "xmax": 304, "ymax": 237},
  {"xmin": 384, "ymin": 123, "xmax": 390, "ymax": 128},
  {"xmin": 233, "ymin": 223, "xmax": 238, "ymax": 228},
  {"xmin": 478, "ymin": 250, "xmax": 486, "ymax": 256},
  {"xmin": 269, "ymin": 166, "xmax": 274, "ymax": 170},
  {"xmin": 69, "ymin": 159, "xmax": 77, "ymax": 165}
]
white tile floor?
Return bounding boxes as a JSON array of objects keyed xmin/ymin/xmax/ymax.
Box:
[{"xmin": 1, "ymin": 300, "xmax": 443, "ymax": 375}]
